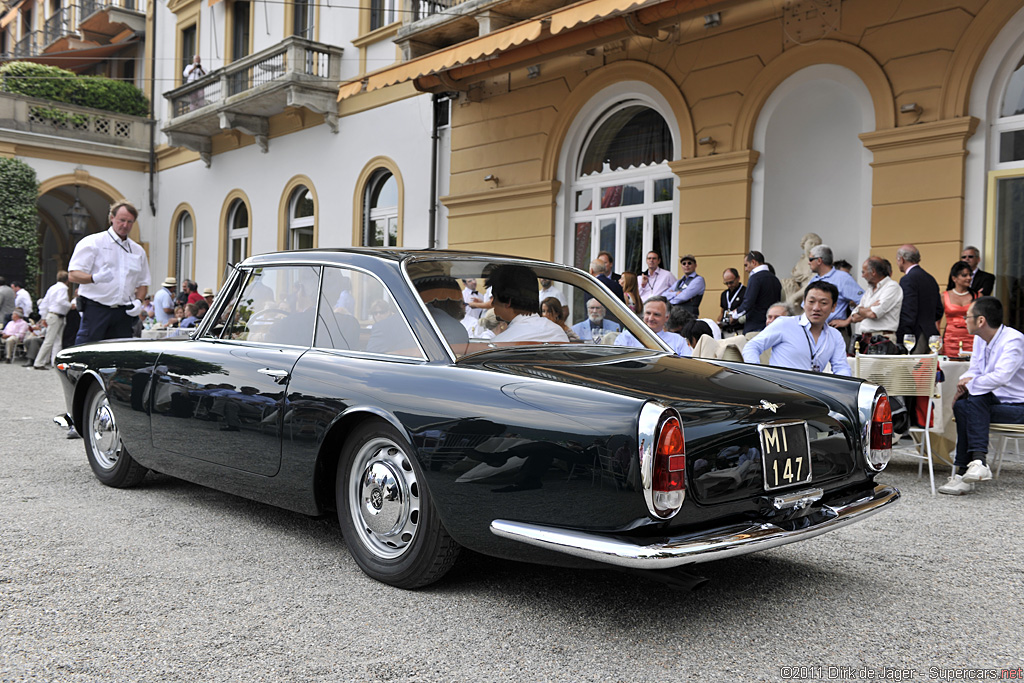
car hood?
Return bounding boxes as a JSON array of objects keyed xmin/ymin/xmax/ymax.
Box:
[{"xmin": 459, "ymin": 346, "xmax": 865, "ymax": 506}]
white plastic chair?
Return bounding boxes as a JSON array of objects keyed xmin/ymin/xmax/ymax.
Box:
[
  {"xmin": 951, "ymin": 423, "xmax": 1021, "ymax": 479},
  {"xmin": 854, "ymin": 353, "xmax": 940, "ymax": 494}
]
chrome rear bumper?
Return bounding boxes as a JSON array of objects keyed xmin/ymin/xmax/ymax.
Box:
[{"xmin": 490, "ymin": 484, "xmax": 899, "ymax": 569}]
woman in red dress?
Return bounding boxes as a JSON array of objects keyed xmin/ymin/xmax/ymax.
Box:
[{"xmin": 942, "ymin": 261, "xmax": 977, "ymax": 357}]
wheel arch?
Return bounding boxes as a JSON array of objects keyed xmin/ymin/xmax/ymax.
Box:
[
  {"xmin": 71, "ymin": 370, "xmax": 106, "ymax": 434},
  {"xmin": 312, "ymin": 406, "xmax": 416, "ymax": 514}
]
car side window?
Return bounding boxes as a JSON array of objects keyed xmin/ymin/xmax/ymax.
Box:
[
  {"xmin": 317, "ymin": 267, "xmax": 422, "ymax": 358},
  {"xmin": 220, "ymin": 266, "xmax": 321, "ymax": 346}
]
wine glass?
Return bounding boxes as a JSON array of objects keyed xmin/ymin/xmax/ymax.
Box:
[
  {"xmin": 928, "ymin": 335, "xmax": 941, "ymax": 355},
  {"xmin": 902, "ymin": 334, "xmax": 916, "ymax": 354}
]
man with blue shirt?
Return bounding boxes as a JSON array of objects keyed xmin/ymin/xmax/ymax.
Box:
[
  {"xmin": 571, "ymin": 298, "xmax": 620, "ymax": 342},
  {"xmin": 808, "ymin": 245, "xmax": 863, "ymax": 326},
  {"xmin": 614, "ymin": 295, "xmax": 691, "ymax": 356},
  {"xmin": 742, "ymin": 281, "xmax": 851, "ymax": 376},
  {"xmin": 940, "ymin": 297, "xmax": 1024, "ymax": 495},
  {"xmin": 667, "ymin": 254, "xmax": 705, "ymax": 315}
]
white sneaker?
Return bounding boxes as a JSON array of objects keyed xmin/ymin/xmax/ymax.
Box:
[
  {"xmin": 938, "ymin": 474, "xmax": 974, "ymax": 496},
  {"xmin": 962, "ymin": 459, "xmax": 993, "ymax": 483}
]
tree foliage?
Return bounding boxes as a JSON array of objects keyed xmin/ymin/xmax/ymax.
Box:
[
  {"xmin": 0, "ymin": 157, "xmax": 40, "ymax": 287},
  {"xmin": 0, "ymin": 62, "xmax": 149, "ymax": 117}
]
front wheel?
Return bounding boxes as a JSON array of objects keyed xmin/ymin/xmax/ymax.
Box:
[
  {"xmin": 336, "ymin": 421, "xmax": 459, "ymax": 588},
  {"xmin": 82, "ymin": 382, "xmax": 148, "ymax": 488}
]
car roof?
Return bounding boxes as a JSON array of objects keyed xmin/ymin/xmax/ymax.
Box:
[{"xmin": 239, "ymin": 248, "xmax": 566, "ymax": 270}]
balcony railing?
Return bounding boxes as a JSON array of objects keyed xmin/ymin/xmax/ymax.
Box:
[
  {"xmin": 167, "ymin": 36, "xmax": 341, "ymax": 118},
  {"xmin": 43, "ymin": 8, "xmax": 71, "ymax": 46},
  {"xmin": 0, "ymin": 91, "xmax": 151, "ymax": 154},
  {"xmin": 80, "ymin": 0, "xmax": 137, "ymax": 19},
  {"xmin": 411, "ymin": 0, "xmax": 461, "ymax": 21},
  {"xmin": 14, "ymin": 32, "xmax": 37, "ymax": 59}
]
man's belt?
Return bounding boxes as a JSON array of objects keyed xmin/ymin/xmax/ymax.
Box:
[{"xmin": 80, "ymin": 296, "xmax": 130, "ymax": 310}]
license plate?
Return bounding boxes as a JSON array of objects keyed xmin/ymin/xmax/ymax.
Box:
[{"xmin": 758, "ymin": 421, "xmax": 812, "ymax": 491}]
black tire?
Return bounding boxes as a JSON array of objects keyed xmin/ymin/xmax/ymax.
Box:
[
  {"xmin": 336, "ymin": 420, "xmax": 460, "ymax": 588},
  {"xmin": 82, "ymin": 382, "xmax": 148, "ymax": 488}
]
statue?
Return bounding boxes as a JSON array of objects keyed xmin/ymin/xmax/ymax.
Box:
[{"xmin": 781, "ymin": 232, "xmax": 822, "ymax": 307}]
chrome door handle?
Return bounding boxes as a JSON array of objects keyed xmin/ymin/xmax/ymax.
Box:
[{"xmin": 257, "ymin": 368, "xmax": 290, "ymax": 384}]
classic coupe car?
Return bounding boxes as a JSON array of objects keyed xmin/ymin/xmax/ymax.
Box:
[{"xmin": 55, "ymin": 249, "xmax": 899, "ymax": 589}]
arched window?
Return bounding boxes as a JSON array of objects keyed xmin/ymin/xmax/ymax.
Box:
[
  {"xmin": 227, "ymin": 199, "xmax": 249, "ymax": 264},
  {"xmin": 570, "ymin": 101, "xmax": 675, "ymax": 275},
  {"xmin": 363, "ymin": 170, "xmax": 398, "ymax": 247},
  {"xmin": 176, "ymin": 211, "xmax": 194, "ymax": 284},
  {"xmin": 990, "ymin": 51, "xmax": 1024, "ymax": 330},
  {"xmin": 288, "ymin": 186, "xmax": 314, "ymax": 249}
]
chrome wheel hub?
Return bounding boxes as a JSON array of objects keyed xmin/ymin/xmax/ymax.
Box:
[
  {"xmin": 348, "ymin": 437, "xmax": 420, "ymax": 560},
  {"xmin": 90, "ymin": 395, "xmax": 121, "ymax": 470}
]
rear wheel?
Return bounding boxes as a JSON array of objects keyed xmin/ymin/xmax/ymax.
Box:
[
  {"xmin": 82, "ymin": 383, "xmax": 148, "ymax": 488},
  {"xmin": 336, "ymin": 421, "xmax": 459, "ymax": 588}
]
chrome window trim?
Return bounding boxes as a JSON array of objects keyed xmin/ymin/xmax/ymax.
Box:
[
  {"xmin": 315, "ymin": 264, "xmax": 427, "ymax": 360},
  {"xmin": 399, "ymin": 254, "xmax": 672, "ymax": 360}
]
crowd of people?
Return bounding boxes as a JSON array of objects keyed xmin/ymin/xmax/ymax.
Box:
[{"xmin": 3, "ymin": 200, "xmax": 1019, "ymax": 496}]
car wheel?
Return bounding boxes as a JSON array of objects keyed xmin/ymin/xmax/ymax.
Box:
[
  {"xmin": 82, "ymin": 382, "xmax": 147, "ymax": 488},
  {"xmin": 337, "ymin": 421, "xmax": 460, "ymax": 588}
]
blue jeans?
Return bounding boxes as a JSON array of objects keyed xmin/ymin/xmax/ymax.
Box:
[{"xmin": 952, "ymin": 392, "xmax": 1024, "ymax": 468}]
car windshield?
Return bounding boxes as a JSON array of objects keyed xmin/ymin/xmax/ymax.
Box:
[{"xmin": 402, "ymin": 256, "xmax": 669, "ymax": 360}]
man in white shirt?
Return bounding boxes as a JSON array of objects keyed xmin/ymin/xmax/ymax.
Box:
[
  {"xmin": 183, "ymin": 55, "xmax": 206, "ymax": 83},
  {"xmin": 940, "ymin": 297, "xmax": 1024, "ymax": 495},
  {"xmin": 537, "ymin": 278, "xmax": 567, "ymax": 308},
  {"xmin": 638, "ymin": 251, "xmax": 675, "ymax": 301},
  {"xmin": 490, "ymin": 264, "xmax": 568, "ymax": 343},
  {"xmin": 31, "ymin": 270, "xmax": 72, "ymax": 369},
  {"xmin": 614, "ymin": 296, "xmax": 691, "ymax": 357},
  {"xmin": 831, "ymin": 256, "xmax": 903, "ymax": 338},
  {"xmin": 153, "ymin": 277, "xmax": 177, "ymax": 326},
  {"xmin": 68, "ymin": 200, "xmax": 150, "ymax": 344},
  {"xmin": 742, "ymin": 281, "xmax": 851, "ymax": 376},
  {"xmin": 11, "ymin": 281, "xmax": 32, "ymax": 318}
]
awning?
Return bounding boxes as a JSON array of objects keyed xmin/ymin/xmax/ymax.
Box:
[
  {"xmin": 21, "ymin": 38, "xmax": 140, "ymax": 72},
  {"xmin": 338, "ymin": 0, "xmax": 696, "ymax": 101},
  {"xmin": 1, "ymin": 0, "xmax": 27, "ymax": 29},
  {"xmin": 365, "ymin": 19, "xmax": 543, "ymax": 92},
  {"xmin": 550, "ymin": 0, "xmax": 660, "ymax": 34}
]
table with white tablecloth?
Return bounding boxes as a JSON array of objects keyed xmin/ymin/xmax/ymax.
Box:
[{"xmin": 911, "ymin": 358, "xmax": 970, "ymax": 466}]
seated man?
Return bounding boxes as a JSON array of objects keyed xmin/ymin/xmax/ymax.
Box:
[
  {"xmin": 490, "ymin": 264, "xmax": 568, "ymax": 343},
  {"xmin": 571, "ymin": 298, "xmax": 620, "ymax": 342},
  {"xmin": 2, "ymin": 307, "xmax": 30, "ymax": 362},
  {"xmin": 741, "ymin": 281, "xmax": 851, "ymax": 376},
  {"xmin": 614, "ymin": 296, "xmax": 691, "ymax": 357},
  {"xmin": 940, "ymin": 296, "xmax": 1024, "ymax": 495}
]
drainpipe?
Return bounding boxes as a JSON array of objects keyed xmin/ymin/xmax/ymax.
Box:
[
  {"xmin": 148, "ymin": 0, "xmax": 157, "ymax": 217},
  {"xmin": 427, "ymin": 92, "xmax": 439, "ymax": 249}
]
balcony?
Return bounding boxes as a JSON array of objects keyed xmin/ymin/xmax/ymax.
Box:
[
  {"xmin": 78, "ymin": 0, "xmax": 145, "ymax": 42},
  {"xmin": 395, "ymin": 0, "xmax": 566, "ymax": 59},
  {"xmin": 14, "ymin": 31, "xmax": 37, "ymax": 59},
  {"xmin": 162, "ymin": 36, "xmax": 343, "ymax": 166},
  {"xmin": 41, "ymin": 7, "xmax": 75, "ymax": 50},
  {"xmin": 0, "ymin": 91, "xmax": 152, "ymax": 161}
]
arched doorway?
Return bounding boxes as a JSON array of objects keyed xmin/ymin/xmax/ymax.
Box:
[
  {"xmin": 750, "ymin": 65, "xmax": 875, "ymax": 279},
  {"xmin": 34, "ymin": 182, "xmax": 115, "ymax": 293}
]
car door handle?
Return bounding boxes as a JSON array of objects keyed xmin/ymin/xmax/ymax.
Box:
[{"xmin": 257, "ymin": 368, "xmax": 290, "ymax": 384}]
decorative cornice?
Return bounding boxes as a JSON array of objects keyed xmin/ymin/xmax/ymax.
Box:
[{"xmin": 442, "ymin": 180, "xmax": 561, "ymax": 216}]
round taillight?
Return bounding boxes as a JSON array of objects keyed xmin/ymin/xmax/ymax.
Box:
[
  {"xmin": 868, "ymin": 394, "xmax": 893, "ymax": 471},
  {"xmin": 652, "ymin": 416, "xmax": 685, "ymax": 516}
]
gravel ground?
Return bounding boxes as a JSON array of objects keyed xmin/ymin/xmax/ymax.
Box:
[{"xmin": 1, "ymin": 361, "xmax": 1022, "ymax": 683}]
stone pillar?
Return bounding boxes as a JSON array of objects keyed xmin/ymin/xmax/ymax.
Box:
[
  {"xmin": 860, "ymin": 117, "xmax": 980, "ymax": 269},
  {"xmin": 669, "ymin": 151, "xmax": 760, "ymax": 317}
]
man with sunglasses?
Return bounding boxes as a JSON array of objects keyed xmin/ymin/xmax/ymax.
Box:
[
  {"xmin": 736, "ymin": 250, "xmax": 782, "ymax": 334},
  {"xmin": 940, "ymin": 296, "xmax": 1024, "ymax": 495},
  {"xmin": 667, "ymin": 254, "xmax": 705, "ymax": 316},
  {"xmin": 959, "ymin": 246, "xmax": 994, "ymax": 297}
]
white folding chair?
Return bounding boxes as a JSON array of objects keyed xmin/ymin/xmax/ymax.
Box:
[
  {"xmin": 854, "ymin": 353, "xmax": 940, "ymax": 494},
  {"xmin": 977, "ymin": 423, "xmax": 1022, "ymax": 479}
]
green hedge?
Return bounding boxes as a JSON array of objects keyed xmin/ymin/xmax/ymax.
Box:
[
  {"xmin": 0, "ymin": 62, "xmax": 149, "ymax": 117},
  {"xmin": 0, "ymin": 158, "xmax": 40, "ymax": 288}
]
